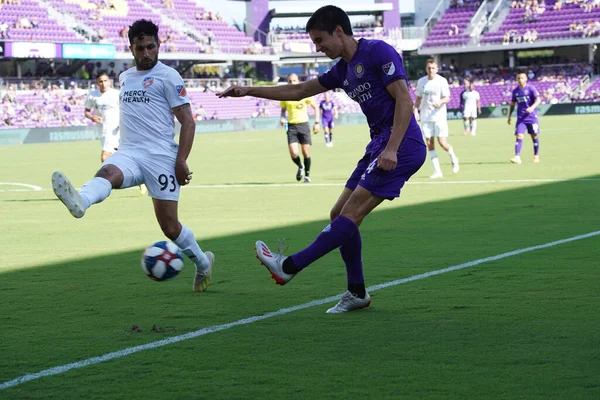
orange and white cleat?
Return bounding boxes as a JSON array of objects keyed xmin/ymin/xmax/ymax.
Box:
[
  {"xmin": 255, "ymin": 240, "xmax": 295, "ymax": 285},
  {"xmin": 533, "ymin": 155, "xmax": 540, "ymax": 163}
]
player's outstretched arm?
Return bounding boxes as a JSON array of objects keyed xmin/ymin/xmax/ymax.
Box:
[
  {"xmin": 173, "ymin": 103, "xmax": 195, "ymax": 185},
  {"xmin": 216, "ymin": 79, "xmax": 327, "ymax": 101}
]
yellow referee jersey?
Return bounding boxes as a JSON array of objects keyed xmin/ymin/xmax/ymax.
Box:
[{"xmin": 280, "ymin": 98, "xmax": 314, "ymax": 124}]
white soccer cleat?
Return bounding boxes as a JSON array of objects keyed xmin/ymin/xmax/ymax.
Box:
[
  {"xmin": 193, "ymin": 251, "xmax": 214, "ymax": 292},
  {"xmin": 255, "ymin": 240, "xmax": 296, "ymax": 285},
  {"xmin": 429, "ymin": 172, "xmax": 443, "ymax": 179},
  {"xmin": 326, "ymin": 291, "xmax": 371, "ymax": 314},
  {"xmin": 304, "ymin": 176, "xmax": 312, "ymax": 183},
  {"xmin": 51, "ymin": 171, "xmax": 85, "ymax": 218},
  {"xmin": 139, "ymin": 184, "xmax": 148, "ymax": 196},
  {"xmin": 326, "ymin": 142, "xmax": 333, "ymax": 147},
  {"xmin": 510, "ymin": 156, "xmax": 522, "ymax": 164},
  {"xmin": 452, "ymin": 158, "xmax": 460, "ymax": 174}
]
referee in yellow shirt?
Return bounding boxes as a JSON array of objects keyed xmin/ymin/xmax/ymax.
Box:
[{"xmin": 281, "ymin": 73, "xmax": 320, "ymax": 182}]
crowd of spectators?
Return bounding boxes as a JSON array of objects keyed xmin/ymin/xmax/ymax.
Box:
[
  {"xmin": 450, "ymin": 0, "xmax": 481, "ymax": 8},
  {"xmin": 1, "ymin": 83, "xmax": 89, "ymax": 128},
  {"xmin": 569, "ymin": 19, "xmax": 600, "ymax": 37}
]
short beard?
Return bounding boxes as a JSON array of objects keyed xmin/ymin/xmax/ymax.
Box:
[{"xmin": 136, "ymin": 57, "xmax": 158, "ymax": 71}]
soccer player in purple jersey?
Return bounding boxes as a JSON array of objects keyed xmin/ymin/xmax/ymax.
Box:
[
  {"xmin": 319, "ymin": 91, "xmax": 338, "ymax": 147},
  {"xmin": 217, "ymin": 5, "xmax": 426, "ymax": 313},
  {"xmin": 507, "ymin": 71, "xmax": 541, "ymax": 164}
]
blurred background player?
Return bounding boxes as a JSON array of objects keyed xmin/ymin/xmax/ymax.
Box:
[
  {"xmin": 85, "ymin": 71, "xmax": 120, "ymax": 163},
  {"xmin": 280, "ymin": 73, "xmax": 320, "ymax": 182},
  {"xmin": 508, "ymin": 71, "xmax": 542, "ymax": 164},
  {"xmin": 414, "ymin": 59, "xmax": 459, "ymax": 179},
  {"xmin": 460, "ymin": 78, "xmax": 481, "ymax": 136},
  {"xmin": 319, "ymin": 91, "xmax": 338, "ymax": 147},
  {"xmin": 52, "ymin": 19, "xmax": 214, "ymax": 292},
  {"xmin": 84, "ymin": 71, "xmax": 147, "ymax": 195}
]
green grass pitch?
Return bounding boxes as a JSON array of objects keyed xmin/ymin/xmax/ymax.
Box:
[{"xmin": 0, "ymin": 115, "xmax": 599, "ymax": 399}]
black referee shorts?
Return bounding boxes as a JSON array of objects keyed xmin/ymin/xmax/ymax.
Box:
[{"xmin": 286, "ymin": 122, "xmax": 312, "ymax": 145}]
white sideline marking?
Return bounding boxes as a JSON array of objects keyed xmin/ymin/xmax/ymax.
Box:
[
  {"xmin": 0, "ymin": 178, "xmax": 598, "ymax": 193},
  {"xmin": 1, "ymin": 230, "xmax": 599, "ymax": 391},
  {"xmin": 0, "ymin": 182, "xmax": 43, "ymax": 192}
]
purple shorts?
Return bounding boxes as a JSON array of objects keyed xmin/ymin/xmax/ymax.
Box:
[
  {"xmin": 515, "ymin": 121, "xmax": 540, "ymax": 135},
  {"xmin": 346, "ymin": 135, "xmax": 426, "ymax": 200},
  {"xmin": 321, "ymin": 117, "xmax": 334, "ymax": 130}
]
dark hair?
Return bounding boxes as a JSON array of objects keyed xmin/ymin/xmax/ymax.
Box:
[
  {"xmin": 463, "ymin": 77, "xmax": 471, "ymax": 82},
  {"xmin": 517, "ymin": 71, "xmax": 527, "ymax": 76},
  {"xmin": 128, "ymin": 19, "xmax": 159, "ymax": 44},
  {"xmin": 96, "ymin": 70, "xmax": 109, "ymax": 79},
  {"xmin": 305, "ymin": 5, "xmax": 353, "ymax": 35}
]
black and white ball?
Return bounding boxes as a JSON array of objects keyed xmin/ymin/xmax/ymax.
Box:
[{"xmin": 141, "ymin": 241, "xmax": 184, "ymax": 281}]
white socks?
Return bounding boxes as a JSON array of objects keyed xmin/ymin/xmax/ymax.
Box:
[
  {"xmin": 447, "ymin": 146, "xmax": 458, "ymax": 163},
  {"xmin": 174, "ymin": 225, "xmax": 210, "ymax": 273},
  {"xmin": 471, "ymin": 120, "xmax": 477, "ymax": 135},
  {"xmin": 79, "ymin": 177, "xmax": 112, "ymax": 211},
  {"xmin": 429, "ymin": 150, "xmax": 442, "ymax": 175}
]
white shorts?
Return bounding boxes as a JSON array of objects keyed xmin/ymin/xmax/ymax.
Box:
[
  {"xmin": 102, "ymin": 150, "xmax": 180, "ymax": 201},
  {"xmin": 101, "ymin": 127, "xmax": 120, "ymax": 153},
  {"xmin": 421, "ymin": 121, "xmax": 449, "ymax": 139},
  {"xmin": 463, "ymin": 107, "xmax": 478, "ymax": 119}
]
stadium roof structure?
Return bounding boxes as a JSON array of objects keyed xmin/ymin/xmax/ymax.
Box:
[{"xmin": 267, "ymin": 3, "xmax": 393, "ymax": 18}]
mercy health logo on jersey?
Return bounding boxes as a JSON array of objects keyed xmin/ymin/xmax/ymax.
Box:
[
  {"xmin": 382, "ymin": 62, "xmax": 395, "ymax": 76},
  {"xmin": 175, "ymin": 85, "xmax": 187, "ymax": 97},
  {"xmin": 142, "ymin": 76, "xmax": 153, "ymax": 87},
  {"xmin": 122, "ymin": 90, "xmax": 150, "ymax": 103}
]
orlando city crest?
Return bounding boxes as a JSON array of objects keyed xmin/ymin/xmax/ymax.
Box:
[{"xmin": 355, "ymin": 63, "xmax": 364, "ymax": 78}]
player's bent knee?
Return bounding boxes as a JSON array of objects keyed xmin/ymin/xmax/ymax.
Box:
[{"xmin": 95, "ymin": 165, "xmax": 124, "ymax": 188}]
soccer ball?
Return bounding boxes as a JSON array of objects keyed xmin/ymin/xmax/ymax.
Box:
[{"xmin": 141, "ymin": 241, "xmax": 184, "ymax": 281}]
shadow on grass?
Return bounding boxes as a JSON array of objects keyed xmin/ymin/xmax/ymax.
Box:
[{"xmin": 0, "ymin": 175, "xmax": 599, "ymax": 388}]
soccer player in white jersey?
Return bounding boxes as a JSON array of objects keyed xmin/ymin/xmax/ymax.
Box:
[
  {"xmin": 51, "ymin": 19, "xmax": 214, "ymax": 292},
  {"xmin": 85, "ymin": 71, "xmax": 120, "ymax": 162},
  {"xmin": 459, "ymin": 78, "xmax": 481, "ymax": 136},
  {"xmin": 414, "ymin": 59, "xmax": 459, "ymax": 179},
  {"xmin": 85, "ymin": 72, "xmax": 148, "ymax": 196}
]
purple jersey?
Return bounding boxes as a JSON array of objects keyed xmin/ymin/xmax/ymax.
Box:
[
  {"xmin": 318, "ymin": 39, "xmax": 422, "ymax": 143},
  {"xmin": 320, "ymin": 100, "xmax": 335, "ymax": 120},
  {"xmin": 511, "ymin": 84, "xmax": 539, "ymax": 123}
]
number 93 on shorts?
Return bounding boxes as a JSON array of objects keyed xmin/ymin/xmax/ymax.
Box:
[{"xmin": 102, "ymin": 150, "xmax": 181, "ymax": 201}]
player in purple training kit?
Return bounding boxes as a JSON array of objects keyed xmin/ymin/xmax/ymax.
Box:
[
  {"xmin": 217, "ymin": 5, "xmax": 426, "ymax": 313},
  {"xmin": 319, "ymin": 91, "xmax": 337, "ymax": 147},
  {"xmin": 507, "ymin": 71, "xmax": 542, "ymax": 164}
]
